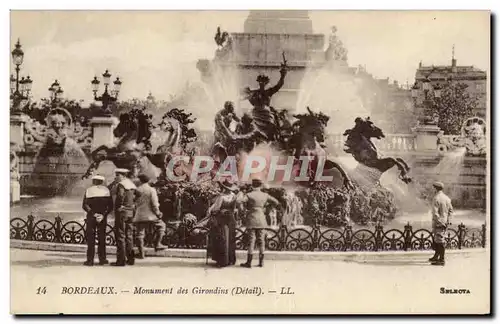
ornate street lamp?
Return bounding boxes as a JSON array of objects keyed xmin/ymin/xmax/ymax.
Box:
[
  {"xmin": 146, "ymin": 91, "xmax": 155, "ymax": 109},
  {"xmin": 91, "ymin": 69, "xmax": 122, "ymax": 116},
  {"xmin": 48, "ymin": 79, "xmax": 64, "ymax": 103},
  {"xmin": 411, "ymin": 83, "xmax": 419, "ymax": 99},
  {"xmin": 10, "ymin": 39, "xmax": 33, "ymax": 115},
  {"xmin": 420, "ymin": 78, "xmax": 439, "ymax": 126},
  {"xmin": 412, "ymin": 71, "xmax": 440, "ymax": 126},
  {"xmin": 433, "ymin": 84, "xmax": 442, "ymax": 98}
]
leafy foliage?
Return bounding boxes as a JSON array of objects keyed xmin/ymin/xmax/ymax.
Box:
[
  {"xmin": 154, "ymin": 176, "xmax": 398, "ymax": 228},
  {"xmin": 349, "ymin": 183, "xmax": 398, "ymax": 225},
  {"xmin": 22, "ymin": 98, "xmax": 89, "ymax": 125},
  {"xmin": 294, "ymin": 184, "xmax": 351, "ymax": 227},
  {"xmin": 155, "ymin": 181, "xmax": 221, "ymax": 221},
  {"xmin": 430, "ymin": 82, "xmax": 479, "ymax": 135}
]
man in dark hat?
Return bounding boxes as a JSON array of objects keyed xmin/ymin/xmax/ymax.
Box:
[
  {"xmin": 82, "ymin": 175, "xmax": 113, "ymax": 266},
  {"xmin": 237, "ymin": 178, "xmax": 281, "ymax": 268},
  {"xmin": 112, "ymin": 168, "xmax": 137, "ymax": 266},
  {"xmin": 133, "ymin": 173, "xmax": 167, "ymax": 259},
  {"xmin": 429, "ymin": 181, "xmax": 453, "ymax": 266}
]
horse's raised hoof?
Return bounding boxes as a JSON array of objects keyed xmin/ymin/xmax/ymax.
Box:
[{"xmin": 344, "ymin": 180, "xmax": 355, "ymax": 190}]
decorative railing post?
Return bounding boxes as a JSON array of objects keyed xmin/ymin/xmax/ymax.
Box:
[
  {"xmin": 82, "ymin": 218, "xmax": 88, "ymax": 244},
  {"xmin": 344, "ymin": 225, "xmax": 353, "ymax": 251},
  {"xmin": 179, "ymin": 223, "xmax": 188, "ymax": 248},
  {"xmin": 278, "ymin": 225, "xmax": 287, "ymax": 251},
  {"xmin": 481, "ymin": 224, "xmax": 487, "ymax": 248},
  {"xmin": 457, "ymin": 223, "xmax": 466, "ymax": 250},
  {"xmin": 374, "ymin": 224, "xmax": 384, "ymax": 251},
  {"xmin": 26, "ymin": 214, "xmax": 34, "ymax": 241},
  {"xmin": 54, "ymin": 216, "xmax": 63, "ymax": 243},
  {"xmin": 312, "ymin": 220, "xmax": 320, "ymax": 251},
  {"xmin": 403, "ymin": 222, "xmax": 412, "ymax": 251}
]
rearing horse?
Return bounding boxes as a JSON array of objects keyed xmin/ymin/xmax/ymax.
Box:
[
  {"xmin": 288, "ymin": 107, "xmax": 353, "ymax": 189},
  {"xmin": 343, "ymin": 117, "xmax": 411, "ymax": 184},
  {"xmin": 82, "ymin": 109, "xmax": 153, "ymax": 179}
]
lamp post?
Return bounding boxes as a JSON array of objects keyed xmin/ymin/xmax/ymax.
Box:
[
  {"xmin": 91, "ymin": 69, "xmax": 122, "ymax": 116},
  {"xmin": 10, "ymin": 39, "xmax": 33, "ymax": 115},
  {"xmin": 411, "ymin": 74, "xmax": 441, "ymax": 126},
  {"xmin": 48, "ymin": 79, "xmax": 64, "ymax": 104},
  {"xmin": 146, "ymin": 91, "xmax": 155, "ymax": 109}
]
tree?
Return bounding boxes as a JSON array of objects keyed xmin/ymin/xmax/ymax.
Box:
[
  {"xmin": 23, "ymin": 98, "xmax": 86, "ymax": 125},
  {"xmin": 430, "ymin": 82, "xmax": 479, "ymax": 135}
]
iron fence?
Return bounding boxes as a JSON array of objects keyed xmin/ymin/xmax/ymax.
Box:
[{"xmin": 10, "ymin": 215, "xmax": 486, "ymax": 252}]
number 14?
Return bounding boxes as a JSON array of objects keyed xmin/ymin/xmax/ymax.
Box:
[{"xmin": 36, "ymin": 287, "xmax": 47, "ymax": 294}]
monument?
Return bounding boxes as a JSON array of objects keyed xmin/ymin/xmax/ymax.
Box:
[{"xmin": 198, "ymin": 10, "xmax": 329, "ymax": 112}]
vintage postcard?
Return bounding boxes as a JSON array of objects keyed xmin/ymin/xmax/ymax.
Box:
[{"xmin": 9, "ymin": 10, "xmax": 490, "ymax": 314}]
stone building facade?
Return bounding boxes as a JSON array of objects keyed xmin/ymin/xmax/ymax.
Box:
[{"xmin": 414, "ymin": 58, "xmax": 487, "ymax": 118}]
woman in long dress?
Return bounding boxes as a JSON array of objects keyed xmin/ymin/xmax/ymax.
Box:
[{"xmin": 207, "ymin": 181, "xmax": 239, "ymax": 268}]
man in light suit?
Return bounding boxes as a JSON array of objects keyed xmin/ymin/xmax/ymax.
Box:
[
  {"xmin": 133, "ymin": 174, "xmax": 167, "ymax": 259},
  {"xmin": 429, "ymin": 181, "xmax": 453, "ymax": 266},
  {"xmin": 238, "ymin": 179, "xmax": 280, "ymax": 268}
]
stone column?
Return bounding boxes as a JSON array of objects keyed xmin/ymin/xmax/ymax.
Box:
[
  {"xmin": 10, "ymin": 143, "xmax": 21, "ymax": 204},
  {"xmin": 90, "ymin": 116, "xmax": 118, "ymax": 149},
  {"xmin": 413, "ymin": 124, "xmax": 441, "ymax": 151},
  {"xmin": 10, "ymin": 114, "xmax": 28, "ymax": 148},
  {"xmin": 10, "ymin": 115, "xmax": 27, "ymax": 204}
]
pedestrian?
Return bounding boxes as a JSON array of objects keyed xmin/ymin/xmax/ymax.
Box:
[
  {"xmin": 133, "ymin": 174, "xmax": 167, "ymax": 259},
  {"xmin": 82, "ymin": 175, "xmax": 113, "ymax": 266},
  {"xmin": 429, "ymin": 181, "xmax": 453, "ymax": 266},
  {"xmin": 206, "ymin": 180, "xmax": 239, "ymax": 268},
  {"xmin": 112, "ymin": 168, "xmax": 137, "ymax": 266},
  {"xmin": 238, "ymin": 179, "xmax": 281, "ymax": 268}
]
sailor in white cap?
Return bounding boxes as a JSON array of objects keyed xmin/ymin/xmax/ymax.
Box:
[
  {"xmin": 82, "ymin": 174, "xmax": 113, "ymax": 266},
  {"xmin": 429, "ymin": 181, "xmax": 453, "ymax": 266},
  {"xmin": 112, "ymin": 167, "xmax": 137, "ymax": 266}
]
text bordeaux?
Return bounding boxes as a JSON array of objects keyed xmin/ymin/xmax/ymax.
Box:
[{"xmin": 61, "ymin": 286, "xmax": 117, "ymax": 295}]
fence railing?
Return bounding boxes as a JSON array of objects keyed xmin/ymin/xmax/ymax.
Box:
[{"xmin": 10, "ymin": 215, "xmax": 486, "ymax": 252}]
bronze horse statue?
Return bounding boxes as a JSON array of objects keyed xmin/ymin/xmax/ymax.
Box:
[
  {"xmin": 213, "ymin": 105, "xmax": 353, "ymax": 189},
  {"xmin": 287, "ymin": 107, "xmax": 353, "ymax": 189},
  {"xmin": 343, "ymin": 117, "xmax": 411, "ymax": 184},
  {"xmin": 82, "ymin": 108, "xmax": 153, "ymax": 179}
]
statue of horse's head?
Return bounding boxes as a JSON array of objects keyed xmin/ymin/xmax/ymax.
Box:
[
  {"xmin": 292, "ymin": 107, "xmax": 329, "ymax": 143},
  {"xmin": 114, "ymin": 109, "xmax": 154, "ymax": 150},
  {"xmin": 360, "ymin": 118, "xmax": 385, "ymax": 140},
  {"xmin": 114, "ymin": 112, "xmax": 136, "ymax": 138}
]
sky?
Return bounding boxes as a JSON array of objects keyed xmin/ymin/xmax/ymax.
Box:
[{"xmin": 10, "ymin": 10, "xmax": 490, "ymax": 104}]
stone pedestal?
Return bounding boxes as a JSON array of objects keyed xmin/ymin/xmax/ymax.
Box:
[
  {"xmin": 10, "ymin": 114, "xmax": 28, "ymax": 148},
  {"xmin": 199, "ymin": 11, "xmax": 325, "ymax": 113},
  {"xmin": 413, "ymin": 124, "xmax": 441, "ymax": 151},
  {"xmin": 90, "ymin": 116, "xmax": 118, "ymax": 149},
  {"xmin": 10, "ymin": 180, "xmax": 20, "ymax": 204},
  {"xmin": 10, "ymin": 115, "xmax": 26, "ymax": 203}
]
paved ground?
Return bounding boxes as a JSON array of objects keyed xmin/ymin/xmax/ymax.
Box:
[{"xmin": 10, "ymin": 248, "xmax": 490, "ymax": 315}]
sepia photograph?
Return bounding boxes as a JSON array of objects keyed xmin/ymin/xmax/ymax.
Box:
[{"xmin": 8, "ymin": 9, "xmax": 490, "ymax": 315}]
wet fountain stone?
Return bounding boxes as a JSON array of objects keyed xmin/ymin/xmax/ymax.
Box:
[{"xmin": 13, "ymin": 108, "xmax": 97, "ymax": 197}]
